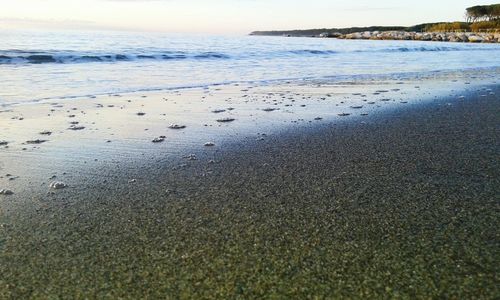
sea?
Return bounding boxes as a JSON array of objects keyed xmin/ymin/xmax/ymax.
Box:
[{"xmin": 1, "ymin": 29, "xmax": 499, "ymax": 105}]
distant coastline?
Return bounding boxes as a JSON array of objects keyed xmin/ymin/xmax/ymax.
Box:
[
  {"xmin": 250, "ymin": 28, "xmax": 499, "ymax": 43},
  {"xmin": 337, "ymin": 31, "xmax": 499, "ymax": 43},
  {"xmin": 250, "ymin": 4, "xmax": 500, "ymax": 43}
]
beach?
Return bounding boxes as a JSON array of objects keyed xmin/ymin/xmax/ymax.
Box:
[{"xmin": 0, "ymin": 72, "xmax": 499, "ymax": 297}]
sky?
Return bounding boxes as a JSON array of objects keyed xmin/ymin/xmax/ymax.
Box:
[{"xmin": 0, "ymin": 0, "xmax": 494, "ymax": 34}]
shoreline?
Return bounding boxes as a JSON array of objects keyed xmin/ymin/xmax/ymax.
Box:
[{"xmin": 0, "ymin": 81, "xmax": 498, "ymax": 297}]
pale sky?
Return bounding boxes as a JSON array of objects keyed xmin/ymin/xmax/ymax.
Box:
[{"xmin": 0, "ymin": 0, "xmax": 494, "ymax": 34}]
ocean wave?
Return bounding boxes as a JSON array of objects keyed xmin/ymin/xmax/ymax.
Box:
[
  {"xmin": 0, "ymin": 45, "xmax": 496, "ymax": 65},
  {"xmin": 0, "ymin": 50, "xmax": 231, "ymax": 65}
]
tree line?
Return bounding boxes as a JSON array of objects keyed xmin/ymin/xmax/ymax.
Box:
[{"xmin": 466, "ymin": 4, "xmax": 500, "ymax": 22}]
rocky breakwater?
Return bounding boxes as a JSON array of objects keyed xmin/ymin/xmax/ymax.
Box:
[{"xmin": 338, "ymin": 31, "xmax": 500, "ymax": 43}]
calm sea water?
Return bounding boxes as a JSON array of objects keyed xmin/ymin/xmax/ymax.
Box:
[{"xmin": 1, "ymin": 29, "xmax": 499, "ymax": 105}]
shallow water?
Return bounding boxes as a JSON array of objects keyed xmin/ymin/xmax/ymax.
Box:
[{"xmin": 1, "ymin": 30, "xmax": 499, "ymax": 104}]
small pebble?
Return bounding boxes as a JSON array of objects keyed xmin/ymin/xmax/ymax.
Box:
[
  {"xmin": 68, "ymin": 125, "xmax": 85, "ymax": 130},
  {"xmin": 0, "ymin": 189, "xmax": 14, "ymax": 195},
  {"xmin": 49, "ymin": 181, "xmax": 67, "ymax": 189},
  {"xmin": 216, "ymin": 118, "xmax": 235, "ymax": 123},
  {"xmin": 169, "ymin": 124, "xmax": 186, "ymax": 129},
  {"xmin": 26, "ymin": 139, "xmax": 47, "ymax": 144},
  {"xmin": 152, "ymin": 137, "xmax": 165, "ymax": 143}
]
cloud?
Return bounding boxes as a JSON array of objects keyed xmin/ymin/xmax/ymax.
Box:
[
  {"xmin": 340, "ymin": 6, "xmax": 403, "ymax": 12},
  {"xmin": 0, "ymin": 17, "xmax": 113, "ymax": 31}
]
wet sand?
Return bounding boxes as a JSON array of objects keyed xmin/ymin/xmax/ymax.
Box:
[{"xmin": 0, "ymin": 80, "xmax": 499, "ymax": 298}]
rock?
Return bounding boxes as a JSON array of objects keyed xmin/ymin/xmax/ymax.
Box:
[
  {"xmin": 216, "ymin": 118, "xmax": 236, "ymax": 123},
  {"xmin": 136, "ymin": 112, "xmax": 146, "ymax": 116},
  {"xmin": 0, "ymin": 141, "xmax": 8, "ymax": 146},
  {"xmin": 169, "ymin": 124, "xmax": 186, "ymax": 129},
  {"xmin": 49, "ymin": 181, "xmax": 67, "ymax": 189},
  {"xmin": 468, "ymin": 35, "xmax": 484, "ymax": 43},
  {"xmin": 0, "ymin": 189, "xmax": 14, "ymax": 195}
]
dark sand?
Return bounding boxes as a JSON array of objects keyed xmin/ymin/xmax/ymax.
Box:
[{"xmin": 1, "ymin": 87, "xmax": 499, "ymax": 298}]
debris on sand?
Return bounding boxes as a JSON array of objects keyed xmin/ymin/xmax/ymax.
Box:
[
  {"xmin": 136, "ymin": 112, "xmax": 146, "ymax": 116},
  {"xmin": 262, "ymin": 108, "xmax": 279, "ymax": 112},
  {"xmin": 128, "ymin": 179, "xmax": 137, "ymax": 183},
  {"xmin": 216, "ymin": 118, "xmax": 235, "ymax": 123},
  {"xmin": 169, "ymin": 124, "xmax": 186, "ymax": 129},
  {"xmin": 26, "ymin": 139, "xmax": 47, "ymax": 144},
  {"xmin": 350, "ymin": 106, "xmax": 364, "ymax": 109},
  {"xmin": 204, "ymin": 142, "xmax": 215, "ymax": 147},
  {"xmin": 0, "ymin": 189, "xmax": 14, "ymax": 195},
  {"xmin": 212, "ymin": 109, "xmax": 226, "ymax": 113},
  {"xmin": 314, "ymin": 117, "xmax": 323, "ymax": 120},
  {"xmin": 39, "ymin": 131, "xmax": 52, "ymax": 135},
  {"xmin": 338, "ymin": 113, "xmax": 351, "ymax": 117},
  {"xmin": 0, "ymin": 141, "xmax": 8, "ymax": 146},
  {"xmin": 49, "ymin": 181, "xmax": 67, "ymax": 189}
]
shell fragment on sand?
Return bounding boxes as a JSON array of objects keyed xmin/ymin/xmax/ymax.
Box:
[{"xmin": 49, "ymin": 181, "xmax": 67, "ymax": 189}]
